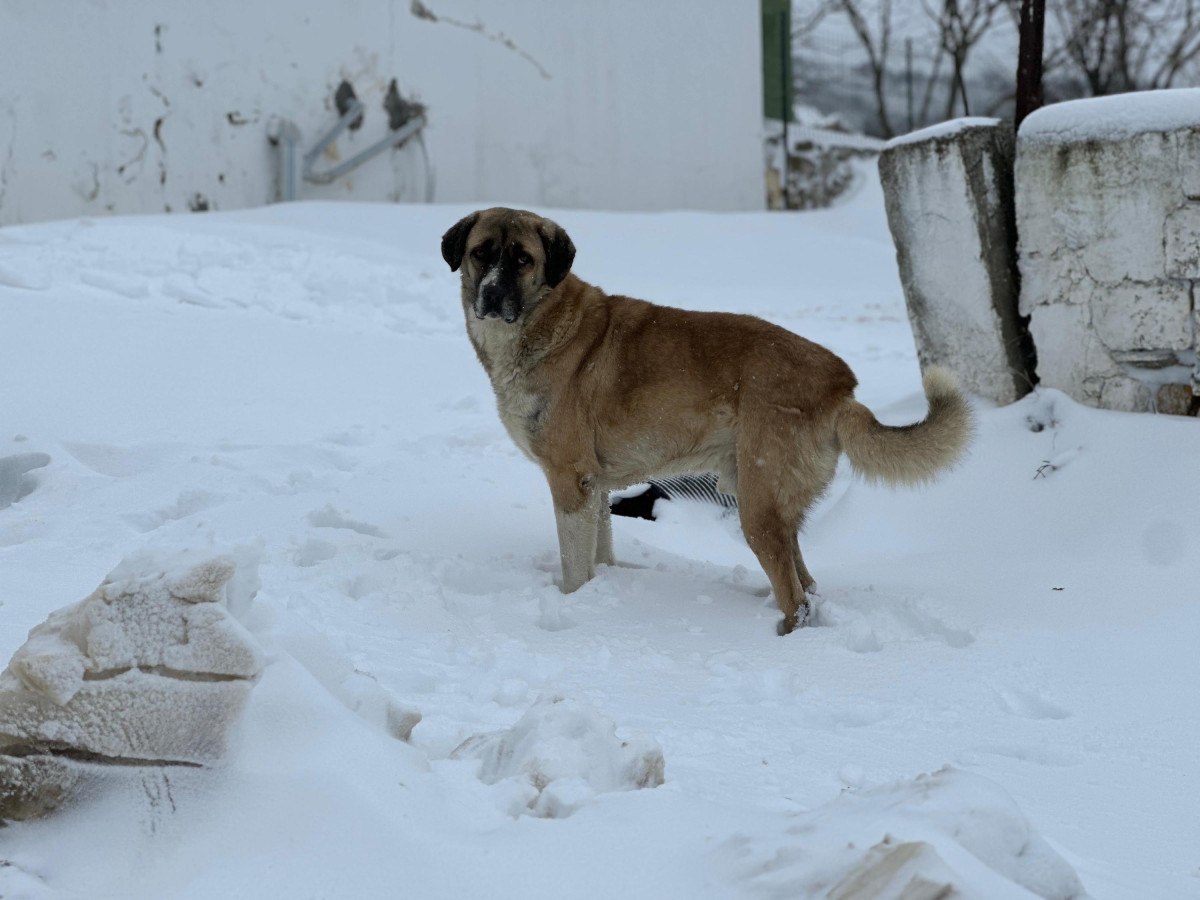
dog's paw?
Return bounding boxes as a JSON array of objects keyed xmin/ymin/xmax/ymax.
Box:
[{"xmin": 777, "ymin": 604, "xmax": 813, "ymax": 635}]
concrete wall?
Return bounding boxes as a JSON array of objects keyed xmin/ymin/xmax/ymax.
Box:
[
  {"xmin": 879, "ymin": 92, "xmax": 1200, "ymax": 415},
  {"xmin": 879, "ymin": 119, "xmax": 1031, "ymax": 405},
  {"xmin": 1017, "ymin": 93, "xmax": 1200, "ymax": 413},
  {"xmin": 0, "ymin": 1, "xmax": 764, "ymax": 225}
]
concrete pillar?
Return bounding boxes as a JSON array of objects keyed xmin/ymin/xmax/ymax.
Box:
[{"xmin": 879, "ymin": 119, "xmax": 1032, "ymax": 405}]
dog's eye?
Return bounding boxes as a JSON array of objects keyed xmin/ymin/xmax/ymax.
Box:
[
  {"xmin": 470, "ymin": 247, "xmax": 487, "ymax": 260},
  {"xmin": 516, "ymin": 252, "xmax": 532, "ymax": 267}
]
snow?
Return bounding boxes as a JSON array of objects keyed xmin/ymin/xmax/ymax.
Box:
[
  {"xmin": 0, "ymin": 452, "xmax": 51, "ymax": 510},
  {"xmin": 1020, "ymin": 88, "xmax": 1200, "ymax": 142},
  {"xmin": 450, "ymin": 695, "xmax": 665, "ymax": 819},
  {"xmin": 884, "ymin": 116, "xmax": 1002, "ymax": 149},
  {"xmin": 0, "ymin": 173, "xmax": 1198, "ymax": 897},
  {"xmin": 0, "ymin": 549, "xmax": 263, "ymax": 762},
  {"xmin": 726, "ymin": 767, "xmax": 1085, "ymax": 898}
]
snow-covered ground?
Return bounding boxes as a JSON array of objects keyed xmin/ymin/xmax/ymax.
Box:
[{"xmin": 1, "ymin": 172, "xmax": 1198, "ymax": 898}]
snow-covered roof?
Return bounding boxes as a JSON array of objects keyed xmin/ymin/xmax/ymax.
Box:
[{"xmin": 1020, "ymin": 88, "xmax": 1200, "ymax": 143}]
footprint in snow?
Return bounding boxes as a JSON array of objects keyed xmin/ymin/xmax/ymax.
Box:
[
  {"xmin": 817, "ymin": 591, "xmax": 974, "ymax": 652},
  {"xmin": 958, "ymin": 743, "xmax": 1081, "ymax": 768},
  {"xmin": 307, "ymin": 503, "xmax": 388, "ymax": 538},
  {"xmin": 0, "ymin": 453, "xmax": 52, "ymax": 510},
  {"xmin": 121, "ymin": 489, "xmax": 224, "ymax": 532},
  {"xmin": 79, "ymin": 268, "xmax": 150, "ymax": 299},
  {"xmin": 63, "ymin": 441, "xmax": 173, "ymax": 477},
  {"xmin": 294, "ymin": 538, "xmax": 338, "ymax": 568},
  {"xmin": 994, "ymin": 685, "xmax": 1071, "ymax": 720},
  {"xmin": 0, "ymin": 259, "xmax": 51, "ymax": 290}
]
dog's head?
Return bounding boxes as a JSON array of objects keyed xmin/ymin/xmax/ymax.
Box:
[{"xmin": 441, "ymin": 208, "xmax": 576, "ymax": 324}]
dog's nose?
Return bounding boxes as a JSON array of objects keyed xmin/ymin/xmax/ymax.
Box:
[
  {"xmin": 477, "ymin": 285, "xmax": 520, "ymax": 323},
  {"xmin": 476, "ymin": 285, "xmax": 504, "ymax": 319}
]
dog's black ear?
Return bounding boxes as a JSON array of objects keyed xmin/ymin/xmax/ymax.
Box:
[
  {"xmin": 538, "ymin": 222, "xmax": 576, "ymax": 289},
  {"xmin": 441, "ymin": 212, "xmax": 480, "ymax": 272}
]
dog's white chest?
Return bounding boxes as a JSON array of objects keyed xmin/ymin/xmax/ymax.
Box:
[{"xmin": 468, "ymin": 317, "xmax": 543, "ymax": 462}]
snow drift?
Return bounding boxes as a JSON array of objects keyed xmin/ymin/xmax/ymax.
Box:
[
  {"xmin": 726, "ymin": 767, "xmax": 1087, "ymax": 898},
  {"xmin": 0, "ymin": 547, "xmax": 264, "ymax": 819}
]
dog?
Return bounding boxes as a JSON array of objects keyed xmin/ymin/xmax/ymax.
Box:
[{"xmin": 441, "ymin": 207, "xmax": 973, "ymax": 635}]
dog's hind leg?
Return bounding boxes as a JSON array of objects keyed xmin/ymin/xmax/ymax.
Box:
[
  {"xmin": 736, "ymin": 447, "xmax": 806, "ymax": 633},
  {"xmin": 739, "ymin": 498, "xmax": 806, "ymax": 635},
  {"xmin": 736, "ymin": 417, "xmax": 837, "ymax": 634}
]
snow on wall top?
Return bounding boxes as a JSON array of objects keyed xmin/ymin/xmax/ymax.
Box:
[
  {"xmin": 1020, "ymin": 88, "xmax": 1200, "ymax": 143},
  {"xmin": 884, "ymin": 117, "xmax": 1002, "ymax": 151}
]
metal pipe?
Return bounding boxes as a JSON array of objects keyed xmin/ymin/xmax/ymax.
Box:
[
  {"xmin": 266, "ymin": 116, "xmax": 302, "ymax": 202},
  {"xmin": 302, "ymin": 99, "xmax": 366, "ymax": 174},
  {"xmin": 269, "ymin": 97, "xmax": 429, "ymax": 198},
  {"xmin": 303, "ymin": 113, "xmax": 427, "ymax": 185}
]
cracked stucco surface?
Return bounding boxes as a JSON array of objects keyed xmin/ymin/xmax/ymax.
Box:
[
  {"xmin": 0, "ymin": 1, "xmax": 761, "ymax": 225},
  {"xmin": 1017, "ymin": 126, "xmax": 1200, "ymax": 412}
]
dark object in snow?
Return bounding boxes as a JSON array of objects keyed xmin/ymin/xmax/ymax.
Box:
[{"xmin": 609, "ymin": 473, "xmax": 737, "ymax": 521}]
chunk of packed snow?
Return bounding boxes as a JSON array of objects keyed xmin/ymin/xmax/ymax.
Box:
[
  {"xmin": 451, "ymin": 695, "xmax": 665, "ymax": 818},
  {"xmin": 0, "ymin": 547, "xmax": 264, "ymax": 819},
  {"xmin": 9, "ymin": 547, "xmax": 263, "ymax": 704}
]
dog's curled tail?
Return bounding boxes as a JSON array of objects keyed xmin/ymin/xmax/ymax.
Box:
[{"xmin": 835, "ymin": 367, "xmax": 974, "ymax": 487}]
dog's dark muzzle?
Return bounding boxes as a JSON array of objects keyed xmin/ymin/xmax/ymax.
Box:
[{"xmin": 475, "ymin": 284, "xmax": 521, "ymax": 324}]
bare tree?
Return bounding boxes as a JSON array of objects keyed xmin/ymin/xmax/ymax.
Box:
[
  {"xmin": 1047, "ymin": 0, "xmax": 1200, "ymax": 96},
  {"xmin": 1014, "ymin": 0, "xmax": 1046, "ymax": 128},
  {"xmin": 837, "ymin": 0, "xmax": 898, "ymax": 137},
  {"xmin": 830, "ymin": 0, "xmax": 1010, "ymax": 135},
  {"xmin": 923, "ymin": 0, "xmax": 1009, "ymax": 117}
]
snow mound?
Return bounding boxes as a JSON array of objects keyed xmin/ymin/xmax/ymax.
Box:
[
  {"xmin": 884, "ymin": 116, "xmax": 1001, "ymax": 150},
  {"xmin": 0, "ymin": 547, "xmax": 264, "ymax": 820},
  {"xmin": 272, "ymin": 618, "xmax": 421, "ymax": 742},
  {"xmin": 729, "ymin": 767, "xmax": 1087, "ymax": 899},
  {"xmin": 451, "ymin": 696, "xmax": 665, "ymax": 818},
  {"xmin": 1021, "ymin": 87, "xmax": 1200, "ymax": 143}
]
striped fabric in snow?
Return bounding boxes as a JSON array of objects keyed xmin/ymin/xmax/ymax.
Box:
[{"xmin": 648, "ymin": 473, "xmax": 738, "ymax": 509}]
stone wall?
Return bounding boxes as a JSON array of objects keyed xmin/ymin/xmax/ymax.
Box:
[
  {"xmin": 1017, "ymin": 93, "xmax": 1200, "ymax": 414},
  {"xmin": 879, "ymin": 91, "xmax": 1200, "ymax": 415}
]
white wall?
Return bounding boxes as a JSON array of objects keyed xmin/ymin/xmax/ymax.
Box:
[
  {"xmin": 0, "ymin": 1, "xmax": 764, "ymax": 225},
  {"xmin": 1017, "ymin": 91, "xmax": 1200, "ymax": 413}
]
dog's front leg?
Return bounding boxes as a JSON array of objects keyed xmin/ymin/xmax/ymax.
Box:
[
  {"xmin": 594, "ymin": 496, "xmax": 616, "ymax": 568},
  {"xmin": 549, "ymin": 472, "xmax": 601, "ymax": 593}
]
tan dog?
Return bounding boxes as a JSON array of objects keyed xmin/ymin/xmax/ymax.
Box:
[{"xmin": 442, "ymin": 208, "xmax": 973, "ymax": 635}]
